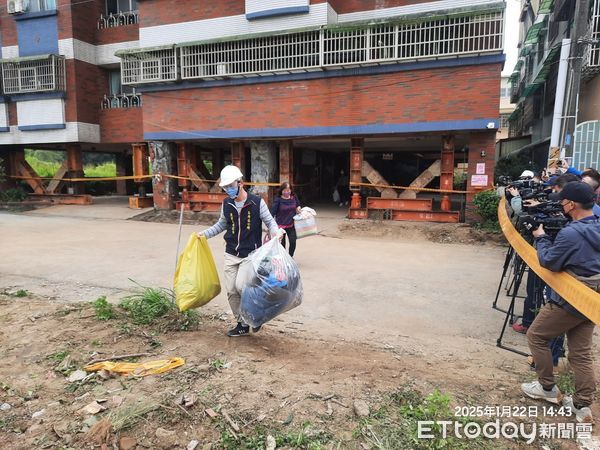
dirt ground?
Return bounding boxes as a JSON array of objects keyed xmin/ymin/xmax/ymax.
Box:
[{"xmin": 0, "ymin": 200, "xmax": 599, "ymax": 449}]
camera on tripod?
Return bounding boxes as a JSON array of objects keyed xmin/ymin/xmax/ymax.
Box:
[{"xmin": 513, "ymin": 188, "xmax": 569, "ymax": 238}]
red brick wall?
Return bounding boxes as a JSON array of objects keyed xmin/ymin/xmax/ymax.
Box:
[
  {"xmin": 59, "ymin": 0, "xmax": 103, "ymax": 42},
  {"xmin": 96, "ymin": 25, "xmax": 139, "ymax": 45},
  {"xmin": 99, "ymin": 107, "xmax": 143, "ymax": 142},
  {"xmin": 140, "ymin": 0, "xmax": 245, "ymax": 27},
  {"xmin": 64, "ymin": 60, "xmax": 106, "ymax": 124},
  {"xmin": 142, "ymin": 63, "xmax": 501, "ymax": 134},
  {"xmin": 7, "ymin": 102, "xmax": 16, "ymax": 126},
  {"xmin": 1, "ymin": 14, "xmax": 18, "ymax": 47},
  {"xmin": 328, "ymin": 0, "xmax": 432, "ymax": 13}
]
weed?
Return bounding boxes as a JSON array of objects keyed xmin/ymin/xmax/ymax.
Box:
[
  {"xmin": 92, "ymin": 296, "xmax": 115, "ymax": 321},
  {"xmin": 209, "ymin": 358, "xmax": 226, "ymax": 370},
  {"xmin": 556, "ymin": 372, "xmax": 575, "ymax": 395},
  {"xmin": 219, "ymin": 423, "xmax": 332, "ymax": 450},
  {"xmin": 354, "ymin": 386, "xmax": 499, "ymax": 449},
  {"xmin": 91, "ymin": 340, "xmax": 102, "ymax": 346},
  {"xmin": 119, "ymin": 280, "xmax": 200, "ymax": 331},
  {"xmin": 0, "ymin": 188, "xmax": 28, "ymax": 203},
  {"xmin": 46, "ymin": 351, "xmax": 69, "ymax": 363},
  {"xmin": 119, "ymin": 283, "xmax": 175, "ymax": 325},
  {"xmin": 14, "ymin": 289, "xmax": 28, "ymax": 297}
]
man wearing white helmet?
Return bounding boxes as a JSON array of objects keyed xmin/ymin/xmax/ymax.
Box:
[{"xmin": 199, "ymin": 165, "xmax": 281, "ymax": 337}]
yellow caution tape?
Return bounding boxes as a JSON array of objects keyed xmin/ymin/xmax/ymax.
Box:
[
  {"xmin": 84, "ymin": 357, "xmax": 185, "ymax": 377},
  {"xmin": 498, "ymin": 198, "xmax": 600, "ymax": 324},
  {"xmin": 351, "ymin": 181, "xmax": 483, "ymax": 194}
]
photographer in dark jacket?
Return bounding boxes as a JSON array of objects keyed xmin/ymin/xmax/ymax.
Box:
[{"xmin": 521, "ymin": 182, "xmax": 600, "ymax": 423}]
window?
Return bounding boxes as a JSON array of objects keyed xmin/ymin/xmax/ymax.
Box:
[
  {"xmin": 1, "ymin": 55, "xmax": 66, "ymax": 95},
  {"xmin": 500, "ymin": 87, "xmax": 509, "ymax": 98},
  {"xmin": 28, "ymin": 0, "xmax": 56, "ymax": 12},
  {"xmin": 108, "ymin": 70, "xmax": 132, "ymax": 95},
  {"xmin": 500, "ymin": 113, "xmax": 511, "ymax": 128},
  {"xmin": 106, "ymin": 0, "xmax": 138, "ymax": 14}
]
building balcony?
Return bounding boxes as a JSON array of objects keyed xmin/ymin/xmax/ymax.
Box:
[
  {"xmin": 101, "ymin": 91, "xmax": 142, "ymax": 109},
  {"xmin": 117, "ymin": 10, "xmax": 505, "ymax": 85},
  {"xmin": 0, "ymin": 54, "xmax": 65, "ymax": 95},
  {"xmin": 97, "ymin": 10, "xmax": 139, "ymax": 29}
]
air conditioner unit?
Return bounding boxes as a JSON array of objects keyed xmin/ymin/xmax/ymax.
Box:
[{"xmin": 7, "ymin": 0, "xmax": 26, "ymax": 14}]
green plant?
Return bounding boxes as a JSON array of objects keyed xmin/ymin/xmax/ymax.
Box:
[
  {"xmin": 472, "ymin": 190, "xmax": 500, "ymax": 232},
  {"xmin": 14, "ymin": 289, "xmax": 28, "ymax": 297},
  {"xmin": 119, "ymin": 282, "xmax": 175, "ymax": 325},
  {"xmin": 46, "ymin": 350, "xmax": 69, "ymax": 363},
  {"xmin": 0, "ymin": 157, "xmax": 5, "ymax": 182},
  {"xmin": 494, "ymin": 151, "xmax": 539, "ymax": 184},
  {"xmin": 0, "ymin": 188, "xmax": 28, "ymax": 203},
  {"xmin": 453, "ymin": 171, "xmax": 467, "ymax": 191},
  {"xmin": 209, "ymin": 358, "xmax": 226, "ymax": 370},
  {"xmin": 92, "ymin": 296, "xmax": 115, "ymax": 321}
]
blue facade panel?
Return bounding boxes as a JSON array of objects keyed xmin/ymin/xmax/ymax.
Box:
[{"xmin": 16, "ymin": 12, "xmax": 59, "ymax": 57}]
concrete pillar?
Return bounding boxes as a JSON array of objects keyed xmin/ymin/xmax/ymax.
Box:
[
  {"xmin": 149, "ymin": 141, "xmax": 177, "ymax": 210},
  {"xmin": 250, "ymin": 140, "xmax": 276, "ymax": 200},
  {"xmin": 231, "ymin": 141, "xmax": 245, "ymax": 173},
  {"xmin": 279, "ymin": 140, "xmax": 293, "ymax": 185},
  {"xmin": 66, "ymin": 143, "xmax": 84, "ymax": 194}
]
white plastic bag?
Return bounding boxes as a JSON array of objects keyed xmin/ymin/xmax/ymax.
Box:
[
  {"xmin": 239, "ymin": 238, "xmax": 303, "ymax": 328},
  {"xmin": 333, "ymin": 188, "xmax": 340, "ymax": 203},
  {"xmin": 294, "ymin": 207, "xmax": 317, "ymax": 239}
]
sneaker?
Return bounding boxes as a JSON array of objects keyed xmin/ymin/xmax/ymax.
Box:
[
  {"xmin": 227, "ymin": 323, "xmax": 250, "ymax": 337},
  {"xmin": 252, "ymin": 325, "xmax": 262, "ymax": 333},
  {"xmin": 563, "ymin": 396, "xmax": 593, "ymax": 423},
  {"xmin": 512, "ymin": 322, "xmax": 529, "ymax": 334},
  {"xmin": 521, "ymin": 381, "xmax": 563, "ymax": 404}
]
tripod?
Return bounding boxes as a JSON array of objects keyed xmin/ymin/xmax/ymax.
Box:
[{"xmin": 492, "ymin": 245, "xmax": 525, "ymax": 314}]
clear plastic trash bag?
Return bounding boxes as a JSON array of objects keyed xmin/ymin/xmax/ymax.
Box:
[{"xmin": 240, "ymin": 236, "xmax": 303, "ymax": 327}]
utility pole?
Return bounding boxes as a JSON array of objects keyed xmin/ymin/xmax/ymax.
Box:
[{"xmin": 560, "ymin": 0, "xmax": 591, "ymax": 163}]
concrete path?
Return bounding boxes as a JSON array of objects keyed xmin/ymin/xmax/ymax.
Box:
[{"xmin": 0, "ymin": 199, "xmax": 519, "ymax": 362}]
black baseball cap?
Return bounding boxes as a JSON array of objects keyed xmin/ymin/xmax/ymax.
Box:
[{"xmin": 558, "ymin": 181, "xmax": 595, "ymax": 204}]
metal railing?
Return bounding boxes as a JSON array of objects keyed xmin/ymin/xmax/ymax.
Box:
[
  {"xmin": 1, "ymin": 55, "xmax": 66, "ymax": 95},
  {"xmin": 97, "ymin": 10, "xmax": 139, "ymax": 29},
  {"xmin": 120, "ymin": 11, "xmax": 504, "ymax": 85},
  {"xmin": 101, "ymin": 90, "xmax": 142, "ymax": 109}
]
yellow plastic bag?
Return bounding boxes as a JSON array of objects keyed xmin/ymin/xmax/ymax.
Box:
[
  {"xmin": 174, "ymin": 234, "xmax": 221, "ymax": 311},
  {"xmin": 85, "ymin": 357, "xmax": 185, "ymax": 377}
]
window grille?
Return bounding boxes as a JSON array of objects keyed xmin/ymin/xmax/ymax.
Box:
[
  {"xmin": 120, "ymin": 11, "xmax": 504, "ymax": 85},
  {"xmin": 582, "ymin": 0, "xmax": 600, "ymax": 79},
  {"xmin": 1, "ymin": 55, "xmax": 65, "ymax": 95},
  {"xmin": 120, "ymin": 47, "xmax": 177, "ymax": 84},
  {"xmin": 180, "ymin": 31, "xmax": 321, "ymax": 80}
]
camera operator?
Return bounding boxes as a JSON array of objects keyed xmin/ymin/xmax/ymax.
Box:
[
  {"xmin": 521, "ymin": 181, "xmax": 600, "ymax": 423},
  {"xmin": 581, "ymin": 168, "xmax": 600, "ymax": 216}
]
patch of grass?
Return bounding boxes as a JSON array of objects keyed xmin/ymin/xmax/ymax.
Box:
[
  {"xmin": 556, "ymin": 372, "xmax": 575, "ymax": 395},
  {"xmin": 354, "ymin": 386, "xmax": 499, "ymax": 450},
  {"xmin": 46, "ymin": 350, "xmax": 69, "ymax": 363},
  {"xmin": 92, "ymin": 296, "xmax": 115, "ymax": 321},
  {"xmin": 13, "ymin": 289, "xmax": 28, "ymax": 297},
  {"xmin": 84, "ymin": 162, "xmax": 116, "ymax": 178},
  {"xmin": 118, "ymin": 280, "xmax": 201, "ymax": 331},
  {"xmin": 209, "ymin": 358, "xmax": 226, "ymax": 370},
  {"xmin": 119, "ymin": 283, "xmax": 175, "ymax": 325},
  {"xmin": 219, "ymin": 423, "xmax": 332, "ymax": 450}
]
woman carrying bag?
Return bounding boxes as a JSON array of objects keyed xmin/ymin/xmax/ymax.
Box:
[{"xmin": 271, "ymin": 181, "xmax": 301, "ymax": 257}]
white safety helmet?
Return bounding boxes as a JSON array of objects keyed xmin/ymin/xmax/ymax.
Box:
[
  {"xmin": 219, "ymin": 165, "xmax": 244, "ymax": 187},
  {"xmin": 520, "ymin": 170, "xmax": 534, "ymax": 178}
]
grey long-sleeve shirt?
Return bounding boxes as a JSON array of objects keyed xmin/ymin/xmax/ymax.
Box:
[{"xmin": 203, "ymin": 197, "xmax": 279, "ymax": 239}]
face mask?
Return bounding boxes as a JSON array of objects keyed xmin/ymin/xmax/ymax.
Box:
[
  {"xmin": 225, "ymin": 185, "xmax": 239, "ymax": 199},
  {"xmin": 282, "ymin": 190, "xmax": 291, "ymax": 198}
]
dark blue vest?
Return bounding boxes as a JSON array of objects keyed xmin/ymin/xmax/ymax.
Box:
[{"xmin": 223, "ymin": 193, "xmax": 263, "ymax": 258}]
